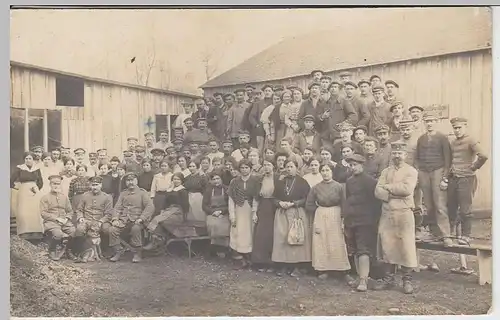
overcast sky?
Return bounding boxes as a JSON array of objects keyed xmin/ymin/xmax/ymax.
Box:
[{"xmin": 11, "ymin": 8, "xmax": 463, "ymax": 94}]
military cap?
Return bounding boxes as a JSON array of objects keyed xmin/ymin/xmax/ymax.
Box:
[
  {"xmin": 183, "ymin": 117, "xmax": 194, "ymax": 123},
  {"xmin": 172, "ymin": 138, "xmax": 184, "ymax": 144},
  {"xmin": 222, "ymin": 93, "xmax": 235, "ymax": 99},
  {"xmin": 234, "ymin": 88, "xmax": 246, "ymax": 94},
  {"xmin": 173, "ymin": 126, "xmax": 184, "ymax": 131},
  {"xmin": 408, "ymin": 105, "xmax": 424, "ymax": 112},
  {"xmin": 151, "ymin": 148, "xmax": 165, "ymax": 155},
  {"xmin": 353, "ymin": 125, "xmax": 368, "ymax": 133},
  {"xmin": 307, "ymin": 82, "xmax": 321, "ymax": 90},
  {"xmin": 371, "ymin": 84, "xmax": 385, "ymax": 93},
  {"xmin": 450, "ymin": 117, "xmax": 468, "ymax": 126},
  {"xmin": 336, "ymin": 122, "xmax": 355, "ymax": 132},
  {"xmin": 213, "ymin": 92, "xmax": 224, "ymax": 97},
  {"xmin": 96, "ymin": 148, "xmax": 107, "ymax": 153},
  {"xmin": 123, "ymin": 149, "xmax": 133, "ymax": 155},
  {"xmin": 357, "ymin": 79, "xmax": 371, "ymax": 87},
  {"xmin": 423, "ymin": 113, "xmax": 438, "ymax": 122},
  {"xmin": 195, "ymin": 117, "xmax": 207, "ymax": 123},
  {"xmin": 31, "ymin": 145, "xmax": 43, "ymax": 152},
  {"xmin": 127, "ymin": 137, "xmax": 139, "ymax": 142},
  {"xmin": 261, "ymin": 84, "xmax": 274, "ymax": 91},
  {"xmin": 339, "ymin": 71, "xmax": 352, "ymax": 77},
  {"xmin": 89, "ymin": 176, "xmax": 103, "ymax": 184},
  {"xmin": 51, "ymin": 147, "xmax": 61, "ymax": 152},
  {"xmin": 48, "ymin": 174, "xmax": 63, "ymax": 182},
  {"xmin": 320, "ymin": 75, "xmax": 332, "ymax": 81},
  {"xmin": 244, "ymin": 84, "xmax": 256, "ymax": 89},
  {"xmin": 273, "ymin": 84, "xmax": 285, "ymax": 91},
  {"xmin": 389, "ymin": 101, "xmax": 404, "ymax": 112},
  {"xmin": 238, "ymin": 129, "xmax": 250, "ymax": 136},
  {"xmin": 124, "ymin": 172, "xmax": 138, "ymax": 180},
  {"xmin": 310, "ymin": 69, "xmax": 324, "ymax": 75},
  {"xmin": 109, "ymin": 156, "xmax": 121, "ymax": 163},
  {"xmin": 135, "ymin": 145, "xmax": 146, "ymax": 152},
  {"xmin": 369, "ymin": 75, "xmax": 381, "ymax": 82},
  {"xmin": 374, "ymin": 124, "xmax": 390, "ymax": 134},
  {"xmin": 391, "ymin": 141, "xmax": 407, "ymax": 151},
  {"xmin": 345, "ymin": 153, "xmax": 366, "ymax": 164},
  {"xmin": 222, "ymin": 139, "xmax": 233, "ymax": 145},
  {"xmin": 74, "ymin": 148, "xmax": 86, "ymax": 154},
  {"xmin": 343, "ymin": 81, "xmax": 358, "ymax": 89},
  {"xmin": 88, "ymin": 152, "xmax": 97, "ymax": 157},
  {"xmin": 144, "ymin": 132, "xmax": 154, "ymax": 137},
  {"xmin": 303, "ymin": 114, "xmax": 316, "ymax": 122},
  {"xmin": 385, "ymin": 80, "xmax": 399, "ymax": 88},
  {"xmin": 327, "ymin": 81, "xmax": 342, "ymax": 90},
  {"xmin": 399, "ymin": 120, "xmax": 415, "ymax": 129}
]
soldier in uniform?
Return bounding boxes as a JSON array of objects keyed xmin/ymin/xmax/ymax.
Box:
[
  {"xmin": 135, "ymin": 145, "xmax": 147, "ymax": 164},
  {"xmin": 297, "ymin": 82, "xmax": 323, "ymax": 130},
  {"xmin": 40, "ymin": 175, "xmax": 77, "ymax": 261},
  {"xmin": 74, "ymin": 148, "xmax": 95, "ymax": 177},
  {"xmin": 75, "ymin": 176, "xmax": 114, "ymax": 238},
  {"xmin": 369, "ymin": 75, "xmax": 382, "ymax": 88},
  {"xmin": 363, "ymin": 136, "xmax": 385, "ymax": 179},
  {"xmin": 273, "ymin": 84, "xmax": 285, "ymax": 97},
  {"xmin": 127, "ymin": 137, "xmax": 139, "ymax": 151},
  {"xmin": 122, "ymin": 149, "xmax": 141, "ymax": 174},
  {"xmin": 408, "ymin": 105, "xmax": 427, "ymax": 138},
  {"xmin": 374, "ymin": 141, "xmax": 419, "ymax": 294},
  {"xmin": 97, "ymin": 148, "xmax": 108, "ymax": 166},
  {"xmin": 448, "ymin": 117, "xmax": 488, "ymax": 244},
  {"xmin": 367, "ymin": 85, "xmax": 392, "ymax": 136},
  {"xmin": 150, "ymin": 148, "xmax": 166, "ymax": 173},
  {"xmin": 185, "ymin": 118, "xmax": 211, "ymax": 146},
  {"xmin": 374, "ymin": 125, "xmax": 392, "ymax": 170},
  {"xmin": 172, "ymin": 138, "xmax": 184, "ymax": 155},
  {"xmin": 227, "ymin": 89, "xmax": 251, "ymax": 148},
  {"xmin": 108, "ymin": 172, "xmax": 155, "ymax": 263},
  {"xmin": 192, "ymin": 98, "xmax": 210, "ymax": 127},
  {"xmin": 387, "ymin": 101, "xmax": 412, "ymax": 142},
  {"xmin": 310, "ymin": 69, "xmax": 324, "ymax": 83},
  {"xmin": 60, "ymin": 146, "xmax": 71, "ymax": 163},
  {"xmin": 384, "ymin": 80, "xmax": 406, "ymax": 115},
  {"xmin": 89, "ymin": 152, "xmax": 99, "ymax": 174},
  {"xmin": 294, "ymin": 114, "xmax": 322, "ymax": 155}
]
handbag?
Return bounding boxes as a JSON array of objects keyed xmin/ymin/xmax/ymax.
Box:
[{"xmin": 287, "ymin": 208, "xmax": 305, "ymax": 246}]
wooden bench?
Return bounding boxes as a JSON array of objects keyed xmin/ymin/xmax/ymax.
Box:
[{"xmin": 416, "ymin": 240, "xmax": 492, "ymax": 285}]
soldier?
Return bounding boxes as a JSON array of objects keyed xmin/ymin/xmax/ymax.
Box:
[
  {"xmin": 297, "ymin": 82, "xmax": 323, "ymax": 130},
  {"xmin": 415, "ymin": 113, "xmax": 452, "ymax": 246},
  {"xmin": 96, "ymin": 148, "xmax": 109, "ymax": 166},
  {"xmin": 185, "ymin": 118, "xmax": 211, "ymax": 146},
  {"xmin": 150, "ymin": 148, "xmax": 165, "ymax": 173},
  {"xmin": 448, "ymin": 117, "xmax": 488, "ymax": 244},
  {"xmin": 249, "ymin": 84, "xmax": 274, "ymax": 153},
  {"xmin": 374, "ymin": 141, "xmax": 419, "ymax": 294},
  {"xmin": 294, "ymin": 114, "xmax": 322, "ymax": 155},
  {"xmin": 191, "ymin": 98, "xmax": 210, "ymax": 127},
  {"xmin": 74, "ymin": 148, "xmax": 95, "ymax": 177},
  {"xmin": 75, "ymin": 176, "xmax": 113, "ymax": 238},
  {"xmin": 384, "ymin": 80, "xmax": 406, "ymax": 114},
  {"xmin": 143, "ymin": 132, "xmax": 155, "ymax": 158},
  {"xmin": 367, "ymin": 85, "xmax": 392, "ymax": 136},
  {"xmin": 374, "ymin": 125, "xmax": 392, "ymax": 170},
  {"xmin": 369, "ymin": 75, "xmax": 382, "ymax": 88},
  {"xmin": 122, "ymin": 149, "xmax": 141, "ymax": 174},
  {"xmin": 207, "ymin": 95, "xmax": 227, "ymax": 142},
  {"xmin": 339, "ymin": 71, "xmax": 352, "ymax": 85},
  {"xmin": 362, "ymin": 136, "xmax": 384, "ymax": 179},
  {"xmin": 165, "ymin": 143, "xmax": 177, "ymax": 159},
  {"xmin": 213, "ymin": 92, "xmax": 224, "ymax": 108},
  {"xmin": 387, "ymin": 101, "xmax": 411, "ymax": 142},
  {"xmin": 173, "ymin": 103, "xmax": 194, "ymax": 134},
  {"xmin": 273, "ymin": 84, "xmax": 285, "ymax": 97},
  {"xmin": 172, "ymin": 138, "xmax": 184, "ymax": 154},
  {"xmin": 310, "ymin": 69, "xmax": 324, "ymax": 83},
  {"xmin": 344, "ymin": 81, "xmax": 370, "ymax": 127},
  {"xmin": 172, "ymin": 126, "xmax": 184, "ymax": 140},
  {"xmin": 135, "ymin": 145, "xmax": 147, "ymax": 164},
  {"xmin": 353, "ymin": 125, "xmax": 368, "ymax": 145},
  {"xmin": 88, "ymin": 152, "xmax": 99, "ymax": 174},
  {"xmin": 409, "ymin": 105, "xmax": 427, "ymax": 138},
  {"xmin": 40, "ymin": 175, "xmax": 76, "ymax": 261},
  {"xmin": 357, "ymin": 79, "xmax": 374, "ymax": 110},
  {"xmin": 60, "ymin": 146, "xmax": 71, "ymax": 163},
  {"xmin": 227, "ymin": 89, "xmax": 250, "ymax": 148},
  {"xmin": 331, "ymin": 122, "xmax": 364, "ymax": 163},
  {"xmin": 108, "ymin": 172, "xmax": 155, "ymax": 263},
  {"xmin": 154, "ymin": 130, "xmax": 170, "ymax": 150},
  {"xmin": 127, "ymin": 137, "xmax": 139, "ymax": 151}
]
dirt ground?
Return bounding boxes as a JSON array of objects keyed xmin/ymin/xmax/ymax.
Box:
[{"xmin": 11, "ymin": 219, "xmax": 492, "ymax": 317}]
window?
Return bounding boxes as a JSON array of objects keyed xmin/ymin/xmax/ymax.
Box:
[
  {"xmin": 56, "ymin": 75, "xmax": 85, "ymax": 107},
  {"xmin": 154, "ymin": 114, "xmax": 178, "ymax": 142},
  {"xmin": 10, "ymin": 108, "xmax": 62, "ymax": 174}
]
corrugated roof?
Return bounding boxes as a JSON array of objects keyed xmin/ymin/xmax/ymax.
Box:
[
  {"xmin": 201, "ymin": 7, "xmax": 492, "ymax": 88},
  {"xmin": 10, "ymin": 60, "xmax": 202, "ymax": 99}
]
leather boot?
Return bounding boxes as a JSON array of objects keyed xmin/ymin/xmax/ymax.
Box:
[
  {"xmin": 109, "ymin": 245, "xmax": 123, "ymax": 262},
  {"xmin": 48, "ymin": 239, "xmax": 59, "ymax": 261},
  {"xmin": 132, "ymin": 248, "xmax": 142, "ymax": 263}
]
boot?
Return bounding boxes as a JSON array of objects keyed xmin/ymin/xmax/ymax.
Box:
[
  {"xmin": 356, "ymin": 277, "xmax": 368, "ymax": 292},
  {"xmin": 403, "ymin": 279, "xmax": 414, "ymax": 294},
  {"xmin": 48, "ymin": 238, "xmax": 59, "ymax": 261},
  {"xmin": 109, "ymin": 245, "xmax": 123, "ymax": 262},
  {"xmin": 54, "ymin": 244, "xmax": 66, "ymax": 261},
  {"xmin": 143, "ymin": 235, "xmax": 164, "ymax": 251},
  {"xmin": 132, "ymin": 248, "xmax": 142, "ymax": 263}
]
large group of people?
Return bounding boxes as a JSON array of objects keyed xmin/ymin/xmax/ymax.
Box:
[{"xmin": 10, "ymin": 69, "xmax": 488, "ymax": 294}]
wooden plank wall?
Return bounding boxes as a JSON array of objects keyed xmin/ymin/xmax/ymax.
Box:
[{"xmin": 202, "ymin": 50, "xmax": 493, "ymax": 210}]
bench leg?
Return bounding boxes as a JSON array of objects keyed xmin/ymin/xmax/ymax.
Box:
[
  {"xmin": 186, "ymin": 239, "xmax": 193, "ymax": 259},
  {"xmin": 477, "ymin": 249, "xmax": 492, "ymax": 285}
]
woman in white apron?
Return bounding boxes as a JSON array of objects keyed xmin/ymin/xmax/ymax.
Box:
[{"xmin": 10, "ymin": 152, "xmax": 45, "ymax": 240}]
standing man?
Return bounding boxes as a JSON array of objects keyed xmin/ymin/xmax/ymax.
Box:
[
  {"xmin": 374, "ymin": 125, "xmax": 392, "ymax": 170},
  {"xmin": 244, "ymin": 84, "xmax": 256, "ymax": 103},
  {"xmin": 88, "ymin": 152, "xmax": 99, "ymax": 174},
  {"xmin": 297, "ymin": 82, "xmax": 323, "ymax": 130},
  {"xmin": 409, "ymin": 105, "xmax": 427, "ymax": 138},
  {"xmin": 249, "ymin": 84, "xmax": 274, "ymax": 153},
  {"xmin": 154, "ymin": 130, "xmax": 170, "ymax": 150},
  {"xmin": 122, "ymin": 149, "xmax": 142, "ymax": 174},
  {"xmin": 310, "ymin": 69, "xmax": 324, "ymax": 83},
  {"xmin": 40, "ymin": 175, "xmax": 76, "ymax": 261},
  {"xmin": 108, "ymin": 172, "xmax": 154, "ymax": 263},
  {"xmin": 143, "ymin": 132, "xmax": 155, "ymax": 159},
  {"xmin": 384, "ymin": 80, "xmax": 406, "ymax": 113},
  {"xmin": 339, "ymin": 71, "xmax": 352, "ymax": 85},
  {"xmin": 173, "ymin": 103, "xmax": 194, "ymax": 134},
  {"xmin": 387, "ymin": 101, "xmax": 411, "ymax": 142},
  {"xmin": 60, "ymin": 147, "xmax": 71, "ymax": 163},
  {"xmin": 226, "ymin": 89, "xmax": 250, "ymax": 149},
  {"xmin": 74, "ymin": 148, "xmax": 95, "ymax": 177},
  {"xmin": 320, "ymin": 75, "xmax": 332, "ymax": 102},
  {"xmin": 370, "ymin": 75, "xmax": 383, "ymax": 88},
  {"xmin": 185, "ymin": 118, "xmax": 211, "ymax": 146},
  {"xmin": 50, "ymin": 148, "xmax": 64, "ymax": 172},
  {"xmin": 415, "ymin": 114, "xmax": 452, "ymax": 246},
  {"xmin": 344, "ymin": 81, "xmax": 370, "ymax": 127},
  {"xmin": 213, "ymin": 92, "xmax": 224, "ymax": 108},
  {"xmin": 127, "ymin": 137, "xmax": 139, "ymax": 151},
  {"xmin": 96, "ymin": 148, "xmax": 109, "ymax": 167},
  {"xmin": 448, "ymin": 117, "xmax": 488, "ymax": 244},
  {"xmin": 191, "ymin": 98, "xmax": 210, "ymax": 128},
  {"xmin": 363, "ymin": 136, "xmax": 384, "ymax": 179},
  {"xmin": 367, "ymin": 85, "xmax": 392, "ymax": 136},
  {"xmin": 331, "ymin": 122, "xmax": 364, "ymax": 163},
  {"xmin": 374, "ymin": 141, "xmax": 419, "ymax": 294}
]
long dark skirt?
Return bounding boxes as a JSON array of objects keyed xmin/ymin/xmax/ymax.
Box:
[
  {"xmin": 153, "ymin": 191, "xmax": 168, "ymax": 217},
  {"xmin": 251, "ymin": 197, "xmax": 275, "ymax": 264}
]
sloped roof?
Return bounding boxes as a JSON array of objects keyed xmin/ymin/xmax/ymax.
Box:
[{"xmin": 201, "ymin": 7, "xmax": 492, "ymax": 88}]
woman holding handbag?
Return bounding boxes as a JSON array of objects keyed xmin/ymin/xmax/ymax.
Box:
[
  {"xmin": 305, "ymin": 163, "xmax": 351, "ymax": 280},
  {"xmin": 271, "ymin": 159, "xmax": 312, "ymax": 277}
]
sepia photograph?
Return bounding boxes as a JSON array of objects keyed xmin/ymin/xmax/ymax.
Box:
[{"xmin": 9, "ymin": 5, "xmax": 493, "ymax": 317}]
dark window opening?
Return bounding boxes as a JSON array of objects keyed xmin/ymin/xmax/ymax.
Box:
[{"xmin": 56, "ymin": 75, "xmax": 84, "ymax": 107}]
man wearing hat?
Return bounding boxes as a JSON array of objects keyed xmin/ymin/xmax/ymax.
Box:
[
  {"xmin": 122, "ymin": 149, "xmax": 141, "ymax": 175},
  {"xmin": 207, "ymin": 94, "xmax": 229, "ymax": 142},
  {"xmin": 408, "ymin": 105, "xmax": 426, "ymax": 138},
  {"xmin": 297, "ymin": 82, "xmax": 324, "ymax": 130},
  {"xmin": 367, "ymin": 85, "xmax": 392, "ymax": 136},
  {"xmin": 362, "ymin": 136, "xmax": 384, "ymax": 179},
  {"xmin": 96, "ymin": 148, "xmax": 109, "ymax": 166},
  {"xmin": 88, "ymin": 152, "xmax": 99, "ymax": 174},
  {"xmin": 310, "ymin": 69, "xmax": 324, "ymax": 83},
  {"xmin": 339, "ymin": 71, "xmax": 352, "ymax": 85},
  {"xmin": 249, "ymin": 84, "xmax": 274, "ymax": 153},
  {"xmin": 40, "ymin": 174, "xmax": 77, "ymax": 261},
  {"xmin": 150, "ymin": 148, "xmax": 165, "ymax": 174},
  {"xmin": 294, "ymin": 114, "xmax": 322, "ymax": 155},
  {"xmin": 344, "ymin": 153, "xmax": 381, "ymax": 292},
  {"xmin": 109, "ymin": 172, "xmax": 154, "ymax": 263},
  {"xmin": 143, "ymin": 132, "xmax": 155, "ymax": 159},
  {"xmin": 244, "ymin": 84, "xmax": 256, "ymax": 103},
  {"xmin": 173, "ymin": 102, "xmax": 194, "ymax": 135},
  {"xmin": 154, "ymin": 130, "xmax": 170, "ymax": 150},
  {"xmin": 172, "ymin": 138, "xmax": 184, "ymax": 154},
  {"xmin": 191, "ymin": 98, "xmax": 210, "ymax": 129},
  {"xmin": 31, "ymin": 145, "xmax": 44, "ymax": 168},
  {"xmin": 326, "ymin": 80, "xmax": 343, "ymax": 102},
  {"xmin": 374, "ymin": 141, "xmax": 419, "ymax": 294},
  {"xmin": 370, "ymin": 75, "xmax": 382, "ymax": 87},
  {"xmin": 330, "ymin": 122, "xmax": 364, "ymax": 163},
  {"xmin": 374, "ymin": 125, "xmax": 392, "ymax": 169},
  {"xmin": 344, "ymin": 81, "xmax": 370, "ymax": 127},
  {"xmin": 184, "ymin": 117, "xmax": 211, "ymax": 146},
  {"xmin": 384, "ymin": 80, "xmax": 406, "ymax": 114},
  {"xmin": 387, "ymin": 101, "xmax": 412, "ymax": 142},
  {"xmin": 60, "ymin": 146, "xmax": 71, "ymax": 163},
  {"xmin": 74, "ymin": 176, "xmax": 114, "ymax": 240},
  {"xmin": 213, "ymin": 92, "xmax": 224, "ymax": 107},
  {"xmin": 74, "ymin": 148, "xmax": 96, "ymax": 177},
  {"xmin": 353, "ymin": 125, "xmax": 368, "ymax": 145},
  {"xmin": 415, "ymin": 113, "xmax": 453, "ymax": 246},
  {"xmin": 358, "ymin": 79, "xmax": 374, "ymax": 107},
  {"xmin": 227, "ymin": 88, "xmax": 251, "ymax": 148},
  {"xmin": 127, "ymin": 137, "xmax": 139, "ymax": 151},
  {"xmin": 134, "ymin": 145, "xmax": 147, "ymax": 164},
  {"xmin": 320, "ymin": 75, "xmax": 332, "ymax": 101},
  {"xmin": 448, "ymin": 117, "xmax": 488, "ymax": 245},
  {"xmin": 273, "ymin": 84, "xmax": 285, "ymax": 96}
]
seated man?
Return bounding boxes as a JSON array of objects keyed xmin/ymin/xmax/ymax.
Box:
[
  {"xmin": 40, "ymin": 175, "xmax": 76, "ymax": 261},
  {"xmin": 108, "ymin": 172, "xmax": 154, "ymax": 263},
  {"xmin": 75, "ymin": 176, "xmax": 114, "ymax": 240}
]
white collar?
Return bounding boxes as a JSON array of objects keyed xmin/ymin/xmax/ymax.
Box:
[
  {"xmin": 17, "ymin": 164, "xmax": 38, "ymax": 172},
  {"xmin": 167, "ymin": 185, "xmax": 185, "ymax": 192}
]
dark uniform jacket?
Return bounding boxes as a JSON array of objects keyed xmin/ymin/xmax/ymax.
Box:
[
  {"xmin": 112, "ymin": 186, "xmax": 155, "ymax": 223},
  {"xmin": 76, "ymin": 190, "xmax": 113, "ymax": 222}
]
